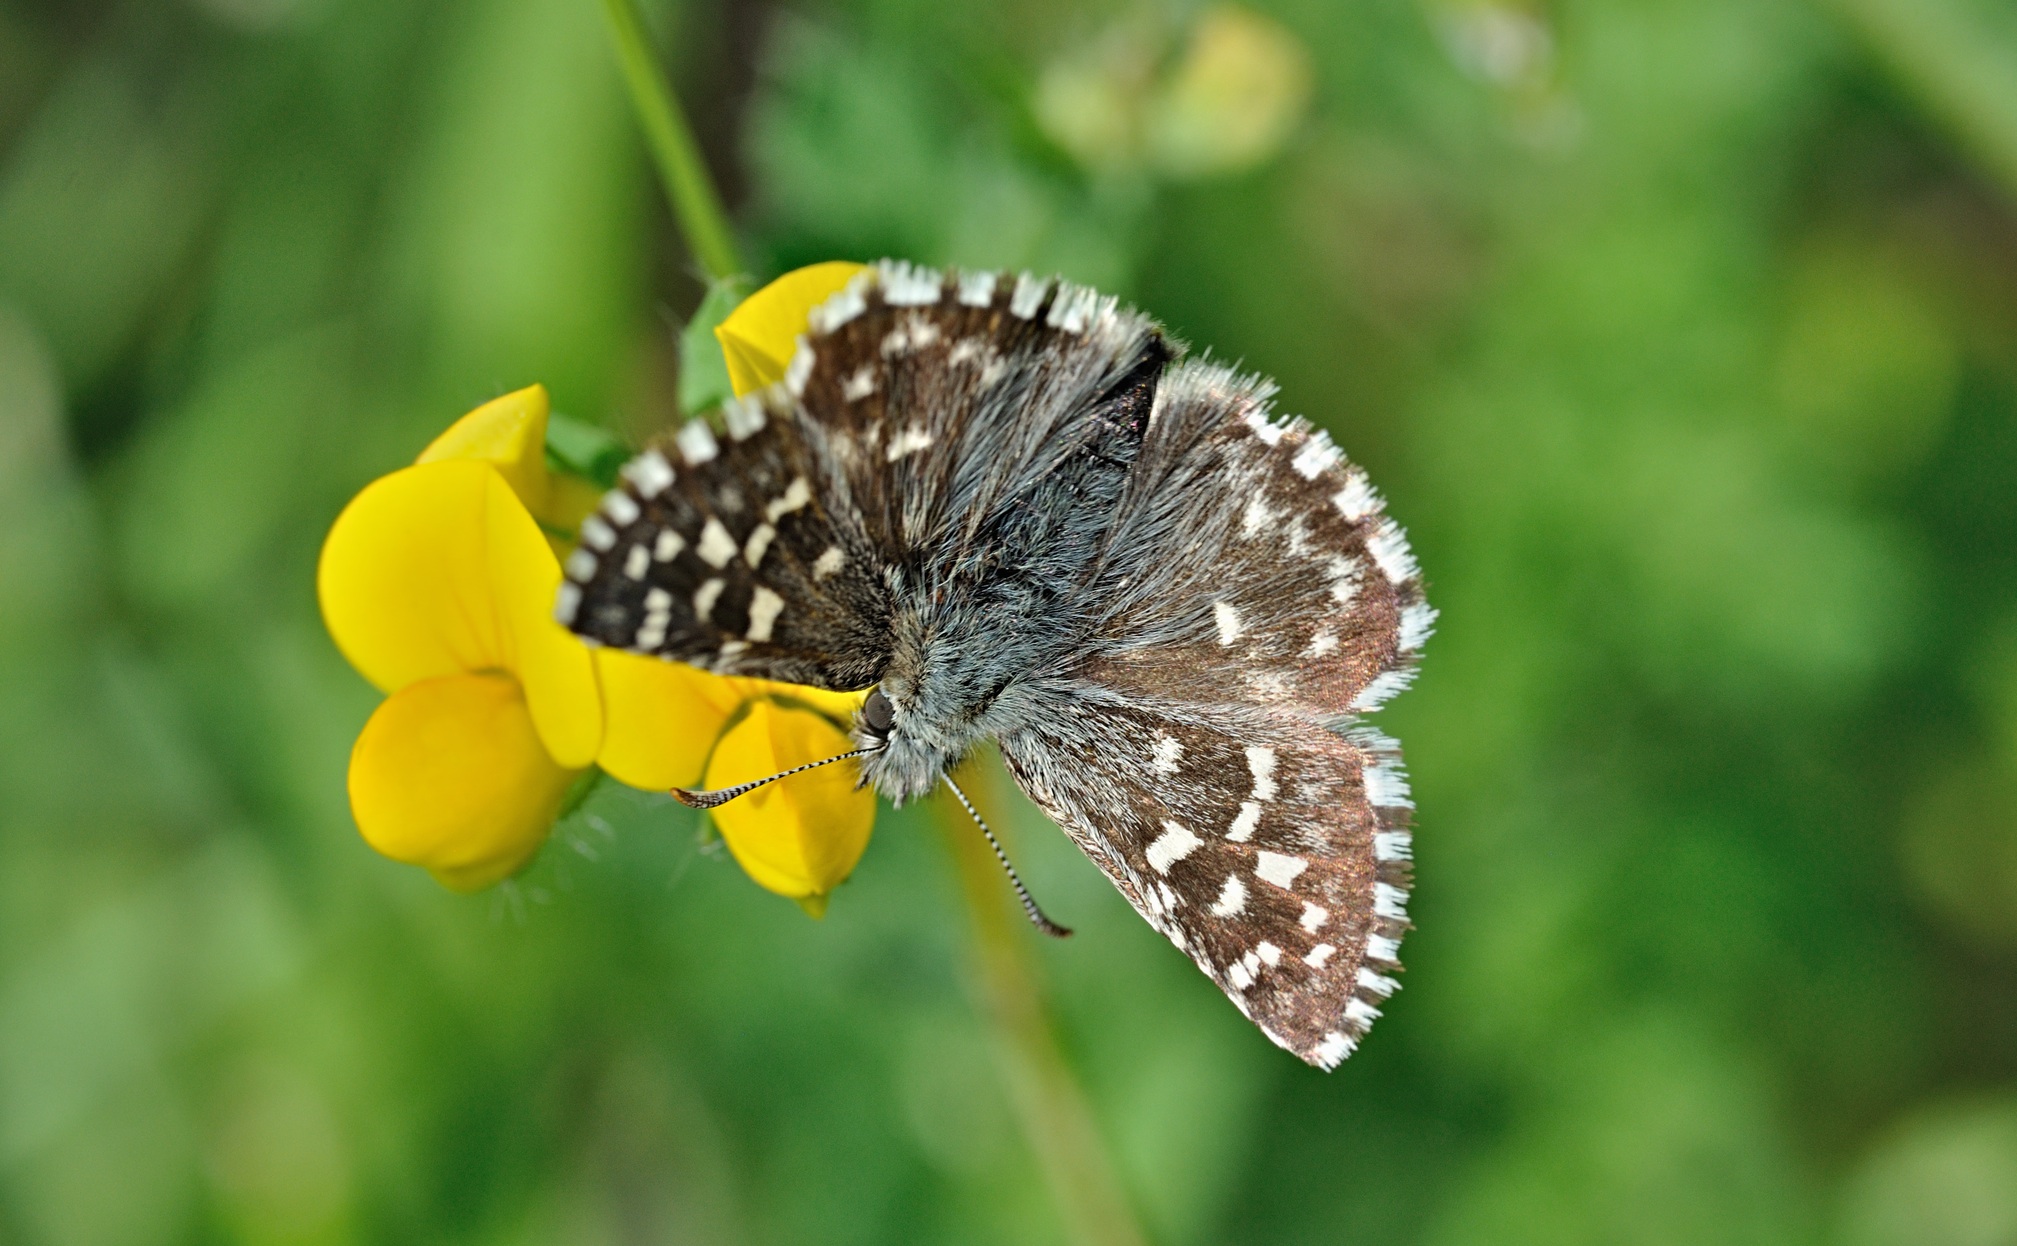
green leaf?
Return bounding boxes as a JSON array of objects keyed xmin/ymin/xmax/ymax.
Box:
[
  {"xmin": 678, "ymin": 274, "xmax": 753, "ymax": 417},
  {"xmin": 544, "ymin": 412, "xmax": 629, "ymax": 487}
]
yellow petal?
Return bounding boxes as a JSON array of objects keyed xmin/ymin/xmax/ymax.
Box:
[
  {"xmin": 594, "ymin": 648, "xmax": 737, "ymax": 790},
  {"xmin": 715, "ymin": 262, "xmax": 867, "ymax": 397},
  {"xmin": 539, "ymin": 472, "xmax": 605, "ymax": 561},
  {"xmin": 718, "ymin": 678, "xmax": 869, "ymax": 729},
  {"xmin": 318, "ymin": 459, "xmax": 602, "ymax": 765},
  {"xmin": 347, "ymin": 672, "xmax": 578, "ymax": 891},
  {"xmin": 706, "ymin": 700, "xmax": 875, "ymax": 899},
  {"xmin": 416, "ymin": 384, "xmax": 552, "ymax": 516}
]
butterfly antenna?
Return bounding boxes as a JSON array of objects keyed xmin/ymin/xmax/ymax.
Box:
[
  {"xmin": 672, "ymin": 749, "xmax": 869, "ymax": 809},
  {"xmin": 942, "ymin": 774, "xmax": 1072, "ymax": 938}
]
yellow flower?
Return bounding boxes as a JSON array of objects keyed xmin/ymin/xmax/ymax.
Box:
[
  {"xmin": 714, "ymin": 261, "xmax": 864, "ymax": 397},
  {"xmin": 696, "ymin": 260, "xmax": 878, "ymax": 906},
  {"xmin": 320, "ymin": 386, "xmax": 602, "ymax": 890},
  {"xmin": 319, "ymin": 262, "xmax": 881, "ymax": 907}
]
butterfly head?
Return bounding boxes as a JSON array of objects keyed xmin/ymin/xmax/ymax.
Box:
[{"xmin": 849, "ymin": 646, "xmax": 999, "ymax": 806}]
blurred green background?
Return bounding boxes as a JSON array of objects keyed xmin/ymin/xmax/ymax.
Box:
[{"xmin": 5, "ymin": 0, "xmax": 2017, "ymax": 1242}]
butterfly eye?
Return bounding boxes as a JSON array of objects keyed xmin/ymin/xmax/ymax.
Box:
[{"xmin": 862, "ymin": 687, "xmax": 894, "ymax": 736}]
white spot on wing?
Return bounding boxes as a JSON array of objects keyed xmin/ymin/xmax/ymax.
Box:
[
  {"xmin": 1151, "ymin": 733, "xmax": 1183, "ymax": 776},
  {"xmin": 554, "ymin": 583, "xmax": 581, "ymax": 624},
  {"xmin": 675, "ymin": 420, "xmax": 718, "ymax": 465},
  {"xmin": 1245, "ymin": 746, "xmax": 1278, "ymax": 801},
  {"xmin": 1255, "ymin": 851, "xmax": 1308, "ymax": 890},
  {"xmin": 743, "ymin": 523, "xmax": 776, "ymax": 568},
  {"xmin": 1299, "ymin": 902, "xmax": 1329, "ymax": 931},
  {"xmin": 1240, "ymin": 495, "xmax": 1275, "ymax": 538},
  {"xmin": 1399, "ymin": 602, "xmax": 1437, "ymax": 651},
  {"xmin": 1364, "ymin": 763, "xmax": 1412, "ymax": 809},
  {"xmin": 1306, "ymin": 943, "xmax": 1337, "ymax": 968},
  {"xmin": 1327, "ymin": 555, "xmax": 1362, "ymax": 607},
  {"xmin": 723, "ymin": 395, "xmax": 767, "ymax": 439},
  {"xmin": 1292, "ymin": 435, "xmax": 1338, "ymax": 480},
  {"xmin": 565, "ymin": 549, "xmax": 597, "ymax": 581},
  {"xmin": 1209, "ymin": 874, "xmax": 1247, "ymax": 917},
  {"xmin": 765, "ymin": 477, "xmax": 812, "ymax": 521},
  {"xmin": 1314, "ymin": 1031, "xmax": 1354, "ymax": 1065},
  {"xmin": 1366, "ymin": 519, "xmax": 1419, "ymax": 584},
  {"xmin": 957, "ymin": 270, "xmax": 996, "ymax": 306},
  {"xmin": 812, "ymin": 545, "xmax": 846, "ymax": 580},
  {"xmin": 1229, "ymin": 960, "xmax": 1254, "ymax": 990},
  {"xmin": 602, "ymin": 491, "xmax": 639, "ymax": 525},
  {"xmin": 623, "ymin": 544, "xmax": 650, "ymax": 580},
  {"xmin": 1045, "ymin": 282, "xmax": 1098, "ymax": 332},
  {"xmin": 746, "ymin": 587, "xmax": 784, "ymax": 642},
  {"xmin": 696, "ymin": 519, "xmax": 737, "ymax": 568},
  {"xmin": 843, "ymin": 365, "xmax": 877, "ymax": 401},
  {"xmin": 1333, "ymin": 470, "xmax": 1379, "ymax": 521},
  {"xmin": 1146, "ymin": 821, "xmax": 1203, "ymax": 875},
  {"xmin": 654, "ymin": 530, "xmax": 684, "ymax": 561},
  {"xmin": 1009, "ymin": 273, "xmax": 1049, "ymax": 319},
  {"xmin": 886, "ymin": 426, "xmax": 933, "ymax": 461},
  {"xmin": 809, "ymin": 281, "xmax": 866, "ymax": 332},
  {"xmin": 1244, "ymin": 409, "xmax": 1286, "ymax": 445},
  {"xmin": 623, "ymin": 450, "xmax": 675, "ymax": 498},
  {"xmin": 693, "ymin": 578, "xmax": 724, "ymax": 622},
  {"xmin": 1357, "ymin": 967, "xmax": 1400, "ymax": 998},
  {"xmin": 579, "ymin": 516, "xmax": 615, "ymax": 551},
  {"xmin": 1227, "ymin": 801, "xmax": 1261, "ymax": 842},
  {"xmin": 1306, "ymin": 629, "xmax": 1339, "ymax": 658},
  {"xmin": 881, "ymin": 261, "xmax": 943, "ymax": 305},
  {"xmin": 1213, "ymin": 600, "xmax": 1243, "ymax": 645},
  {"xmin": 783, "ymin": 343, "xmax": 814, "ymax": 397}
]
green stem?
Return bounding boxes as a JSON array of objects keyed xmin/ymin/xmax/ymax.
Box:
[
  {"xmin": 599, "ymin": 0, "xmax": 745, "ymax": 280},
  {"xmin": 939, "ymin": 756, "xmax": 1149, "ymax": 1246}
]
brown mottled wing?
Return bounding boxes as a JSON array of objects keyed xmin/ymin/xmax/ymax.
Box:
[
  {"xmin": 560, "ymin": 260, "xmax": 1169, "ymax": 690},
  {"xmin": 997, "ymin": 693, "xmax": 1412, "ymax": 1068},
  {"xmin": 556, "ymin": 396, "xmax": 890, "ymax": 689},
  {"xmin": 780, "ymin": 262, "xmax": 1167, "ymax": 581},
  {"xmin": 1080, "ymin": 361, "xmax": 1434, "ymax": 720},
  {"xmin": 998, "ymin": 360, "xmax": 1433, "ymax": 1068}
]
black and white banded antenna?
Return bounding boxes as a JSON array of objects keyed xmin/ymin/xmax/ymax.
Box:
[
  {"xmin": 942, "ymin": 773, "xmax": 1072, "ymax": 938},
  {"xmin": 671, "ymin": 750, "xmax": 870, "ymax": 809}
]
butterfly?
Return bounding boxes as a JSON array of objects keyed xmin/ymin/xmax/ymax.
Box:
[{"xmin": 555, "ymin": 261, "xmax": 1431, "ymax": 1068}]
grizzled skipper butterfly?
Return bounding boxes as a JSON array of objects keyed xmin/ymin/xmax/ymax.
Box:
[{"xmin": 556, "ymin": 262, "xmax": 1431, "ymax": 1068}]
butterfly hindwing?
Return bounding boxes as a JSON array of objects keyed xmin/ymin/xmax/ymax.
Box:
[{"xmin": 997, "ymin": 692, "xmax": 1412, "ymax": 1068}]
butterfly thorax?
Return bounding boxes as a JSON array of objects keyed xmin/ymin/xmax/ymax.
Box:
[{"xmin": 852, "ymin": 569, "xmax": 1069, "ymax": 805}]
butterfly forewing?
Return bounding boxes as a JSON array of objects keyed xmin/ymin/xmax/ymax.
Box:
[
  {"xmin": 785, "ymin": 263, "xmax": 1168, "ymax": 591},
  {"xmin": 557, "ymin": 395, "xmax": 890, "ymax": 689}
]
